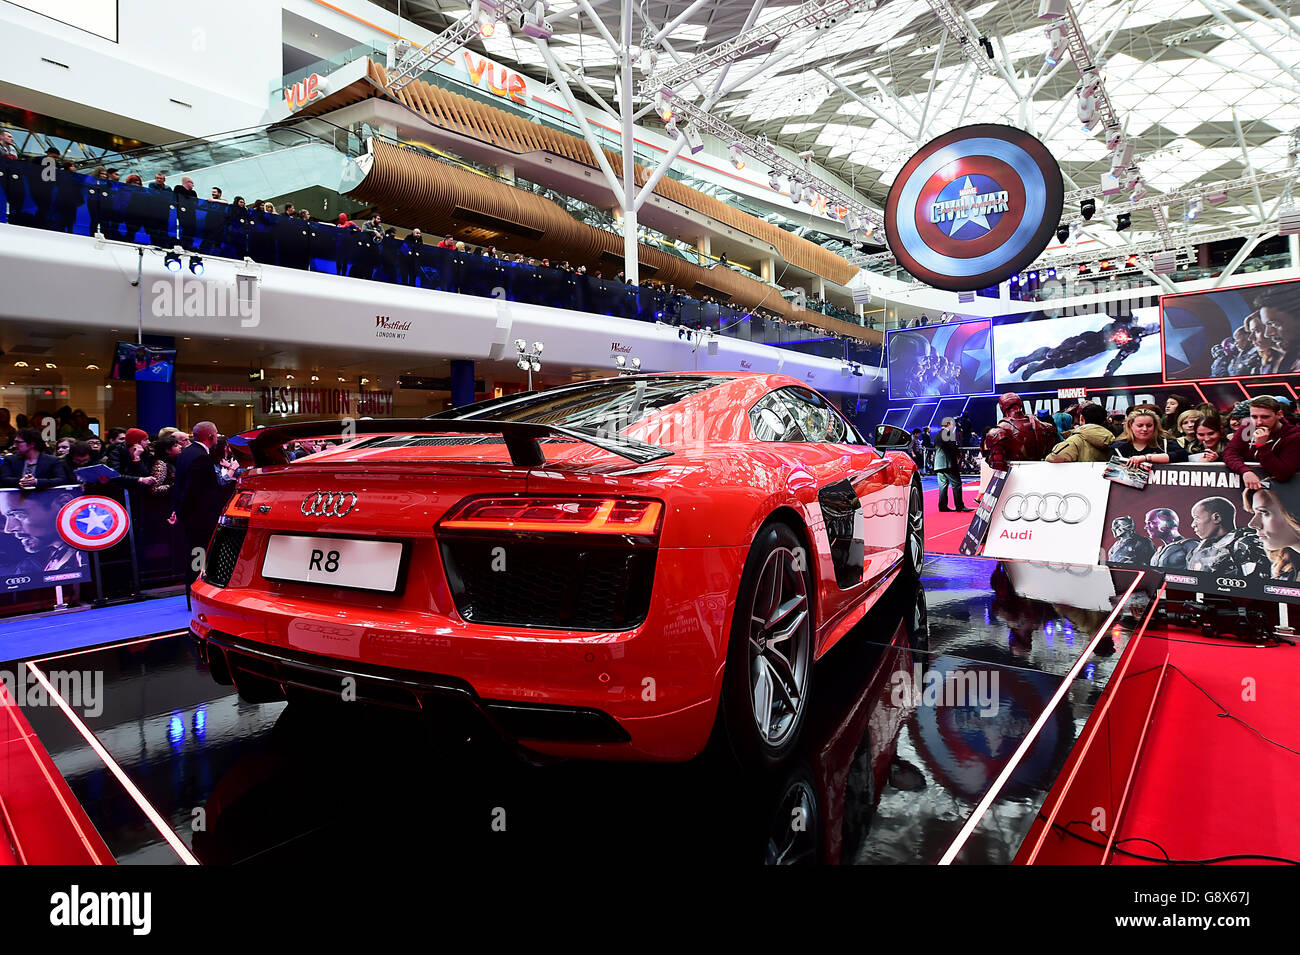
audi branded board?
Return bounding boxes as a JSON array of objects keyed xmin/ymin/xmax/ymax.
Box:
[
  {"xmin": 884, "ymin": 124, "xmax": 1065, "ymax": 293},
  {"xmin": 980, "ymin": 462, "xmax": 1111, "ymax": 564}
]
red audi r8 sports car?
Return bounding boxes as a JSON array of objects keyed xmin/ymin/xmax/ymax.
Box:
[{"xmin": 190, "ymin": 373, "xmax": 922, "ymax": 768}]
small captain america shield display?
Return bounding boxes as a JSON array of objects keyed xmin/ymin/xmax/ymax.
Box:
[
  {"xmin": 885, "ymin": 124, "xmax": 1064, "ymax": 292},
  {"xmin": 57, "ymin": 496, "xmax": 130, "ymax": 550}
]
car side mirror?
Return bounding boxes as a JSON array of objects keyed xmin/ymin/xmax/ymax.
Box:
[{"xmin": 875, "ymin": 424, "xmax": 912, "ymax": 449}]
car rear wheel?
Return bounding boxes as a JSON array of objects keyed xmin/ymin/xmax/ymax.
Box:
[
  {"xmin": 904, "ymin": 479, "xmax": 924, "ymax": 577},
  {"xmin": 718, "ymin": 521, "xmax": 814, "ymax": 772}
]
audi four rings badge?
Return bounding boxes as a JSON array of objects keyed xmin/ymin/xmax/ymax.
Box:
[
  {"xmin": 301, "ymin": 491, "xmax": 359, "ymax": 518},
  {"xmin": 1000, "ymin": 492, "xmax": 1091, "ymax": 524}
]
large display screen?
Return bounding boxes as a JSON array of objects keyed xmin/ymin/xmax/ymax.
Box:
[
  {"xmin": 111, "ymin": 342, "xmax": 176, "ymax": 383},
  {"xmin": 1161, "ymin": 277, "xmax": 1300, "ymax": 381},
  {"xmin": 887, "ymin": 320, "xmax": 992, "ymax": 399},
  {"xmin": 993, "ymin": 307, "xmax": 1162, "ymax": 390}
]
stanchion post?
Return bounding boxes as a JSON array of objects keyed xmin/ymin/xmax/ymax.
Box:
[
  {"xmin": 1277, "ymin": 601, "xmax": 1295, "ymax": 639},
  {"xmin": 90, "ymin": 549, "xmax": 107, "ymax": 608},
  {"xmin": 123, "ymin": 487, "xmax": 142, "ymax": 599},
  {"xmin": 53, "ymin": 584, "xmax": 68, "ymax": 611}
]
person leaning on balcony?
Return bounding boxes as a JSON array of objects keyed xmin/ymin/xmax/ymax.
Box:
[
  {"xmin": 1223, "ymin": 395, "xmax": 1300, "ymax": 491},
  {"xmin": 1046, "ymin": 402, "xmax": 1114, "ymax": 463}
]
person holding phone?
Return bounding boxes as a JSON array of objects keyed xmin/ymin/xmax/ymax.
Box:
[{"xmin": 1223, "ymin": 396, "xmax": 1300, "ymax": 491}]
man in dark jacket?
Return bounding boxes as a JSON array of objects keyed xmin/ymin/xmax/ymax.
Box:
[
  {"xmin": 174, "ymin": 421, "xmax": 224, "ymax": 584},
  {"xmin": 0, "ymin": 429, "xmax": 73, "ymax": 489},
  {"xmin": 1223, "ymin": 396, "xmax": 1300, "ymax": 490},
  {"xmin": 934, "ymin": 417, "xmax": 970, "ymax": 512}
]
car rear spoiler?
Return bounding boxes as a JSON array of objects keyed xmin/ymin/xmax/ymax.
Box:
[{"xmin": 226, "ymin": 418, "xmax": 673, "ymax": 468}]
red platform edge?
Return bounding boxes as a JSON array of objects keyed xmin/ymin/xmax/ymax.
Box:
[
  {"xmin": 1, "ymin": 679, "xmax": 115, "ymax": 865},
  {"xmin": 1016, "ymin": 584, "xmax": 1168, "ymax": 864}
]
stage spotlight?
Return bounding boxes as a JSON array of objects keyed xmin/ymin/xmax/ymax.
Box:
[
  {"xmin": 979, "ymin": 36, "xmax": 994, "ymax": 60},
  {"xmin": 532, "ymin": 341, "xmax": 543, "ymax": 354},
  {"xmin": 1080, "ymin": 198, "xmax": 1095, "ymax": 220},
  {"xmin": 514, "ymin": 338, "xmax": 526, "ymax": 352},
  {"xmin": 682, "ymin": 123, "xmax": 704, "ymax": 154},
  {"xmin": 1130, "ymin": 178, "xmax": 1147, "ymax": 202},
  {"xmin": 730, "ymin": 144, "xmax": 745, "ymax": 170},
  {"xmin": 1115, "ymin": 212, "xmax": 1131, "ymax": 231},
  {"xmin": 1126, "ymin": 254, "xmax": 1139, "ymax": 267},
  {"xmin": 768, "ymin": 170, "xmax": 781, "ymax": 190},
  {"xmin": 615, "ymin": 355, "xmax": 626, "ymax": 368},
  {"xmin": 1186, "ymin": 197, "xmax": 1202, "ymax": 220},
  {"xmin": 1077, "ymin": 90, "xmax": 1098, "ymax": 131},
  {"xmin": 189, "ymin": 255, "xmax": 204, "ymax": 275},
  {"xmin": 655, "ymin": 90, "xmax": 674, "ymax": 122},
  {"xmin": 164, "ymin": 251, "xmax": 182, "ymax": 272},
  {"xmin": 1056, "ymin": 224, "xmax": 1070, "ymax": 243},
  {"xmin": 1045, "ymin": 25, "xmax": 1068, "ymax": 66},
  {"xmin": 1078, "ymin": 263, "xmax": 1090, "ymax": 274}
]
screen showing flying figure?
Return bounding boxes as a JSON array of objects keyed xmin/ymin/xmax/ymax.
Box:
[{"xmin": 993, "ymin": 308, "xmax": 1163, "ymax": 390}]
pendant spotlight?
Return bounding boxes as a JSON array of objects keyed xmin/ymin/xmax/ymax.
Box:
[
  {"xmin": 189, "ymin": 255, "xmax": 204, "ymax": 275},
  {"xmin": 1080, "ymin": 198, "xmax": 1096, "ymax": 220},
  {"xmin": 164, "ymin": 251, "xmax": 182, "ymax": 272},
  {"xmin": 1115, "ymin": 212, "xmax": 1131, "ymax": 232},
  {"xmin": 729, "ymin": 144, "xmax": 746, "ymax": 170}
]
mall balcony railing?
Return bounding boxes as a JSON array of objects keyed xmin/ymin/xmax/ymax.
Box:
[{"xmin": 0, "ymin": 157, "xmax": 882, "ymax": 368}]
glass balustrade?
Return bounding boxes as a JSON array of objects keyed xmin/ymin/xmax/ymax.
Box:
[{"xmin": 0, "ymin": 158, "xmax": 883, "ymax": 368}]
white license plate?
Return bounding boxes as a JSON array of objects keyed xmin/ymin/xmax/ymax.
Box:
[{"xmin": 262, "ymin": 535, "xmax": 404, "ymax": 593}]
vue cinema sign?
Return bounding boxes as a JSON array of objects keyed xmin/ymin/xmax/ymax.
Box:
[{"xmin": 884, "ymin": 124, "xmax": 1063, "ymax": 293}]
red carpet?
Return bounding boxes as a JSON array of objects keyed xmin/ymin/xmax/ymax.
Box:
[
  {"xmin": 923, "ymin": 481, "xmax": 982, "ymax": 556},
  {"xmin": 1113, "ymin": 629, "xmax": 1300, "ymax": 864}
]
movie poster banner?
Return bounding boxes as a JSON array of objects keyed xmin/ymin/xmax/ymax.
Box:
[
  {"xmin": 980, "ymin": 462, "xmax": 1112, "ymax": 563},
  {"xmin": 0, "ymin": 485, "xmax": 92, "ymax": 593},
  {"xmin": 1101, "ymin": 463, "xmax": 1300, "ymax": 603}
]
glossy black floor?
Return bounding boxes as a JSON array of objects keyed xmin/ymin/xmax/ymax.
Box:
[{"xmin": 16, "ymin": 555, "xmax": 1152, "ymax": 865}]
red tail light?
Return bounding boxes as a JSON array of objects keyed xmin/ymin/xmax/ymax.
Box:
[
  {"xmin": 439, "ymin": 497, "xmax": 663, "ymax": 537},
  {"xmin": 224, "ymin": 490, "xmax": 257, "ymax": 520}
]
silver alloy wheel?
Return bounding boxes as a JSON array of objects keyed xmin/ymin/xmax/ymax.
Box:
[
  {"xmin": 748, "ymin": 546, "xmax": 811, "ymax": 747},
  {"xmin": 908, "ymin": 484, "xmax": 924, "ymax": 569}
]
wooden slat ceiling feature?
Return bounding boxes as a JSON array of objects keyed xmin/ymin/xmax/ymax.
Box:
[
  {"xmin": 368, "ymin": 60, "xmax": 858, "ymax": 288},
  {"xmin": 352, "ymin": 138, "xmax": 881, "ymax": 344}
]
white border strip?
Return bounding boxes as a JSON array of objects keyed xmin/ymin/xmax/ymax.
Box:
[
  {"xmin": 24, "ymin": 662, "xmax": 200, "ymax": 865},
  {"xmin": 937, "ymin": 570, "xmax": 1145, "ymax": 865}
]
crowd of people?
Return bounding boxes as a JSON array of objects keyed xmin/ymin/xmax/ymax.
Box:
[
  {"xmin": 0, "ymin": 412, "xmax": 246, "ymax": 587},
  {"xmin": 0, "ymin": 136, "xmax": 879, "ymax": 361}
]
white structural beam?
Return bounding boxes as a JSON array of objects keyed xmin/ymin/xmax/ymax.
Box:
[
  {"xmin": 641, "ymin": 0, "xmax": 871, "ymax": 97},
  {"xmin": 664, "ymin": 95, "xmax": 884, "ymax": 234},
  {"xmin": 923, "ymin": 0, "xmax": 997, "ymax": 75}
]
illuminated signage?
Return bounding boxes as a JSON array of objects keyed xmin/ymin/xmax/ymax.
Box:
[
  {"xmin": 884, "ymin": 124, "xmax": 1063, "ymax": 293},
  {"xmin": 285, "ymin": 73, "xmax": 327, "ymax": 112},
  {"xmin": 462, "ymin": 51, "xmax": 527, "ymax": 105}
]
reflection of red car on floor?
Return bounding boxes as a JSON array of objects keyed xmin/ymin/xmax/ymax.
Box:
[{"xmin": 190, "ymin": 373, "xmax": 922, "ymax": 768}]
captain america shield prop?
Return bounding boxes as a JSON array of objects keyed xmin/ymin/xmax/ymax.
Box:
[
  {"xmin": 885, "ymin": 124, "xmax": 1063, "ymax": 292},
  {"xmin": 57, "ymin": 496, "xmax": 130, "ymax": 551}
]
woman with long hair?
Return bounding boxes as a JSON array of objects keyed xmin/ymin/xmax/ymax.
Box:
[
  {"xmin": 1162, "ymin": 394, "xmax": 1192, "ymax": 433},
  {"xmin": 1244, "ymin": 485, "xmax": 1300, "ymax": 580},
  {"xmin": 148, "ymin": 434, "xmax": 183, "ymax": 497},
  {"xmin": 1188, "ymin": 414, "xmax": 1227, "ymax": 463},
  {"xmin": 1111, "ymin": 408, "xmax": 1188, "ymax": 468}
]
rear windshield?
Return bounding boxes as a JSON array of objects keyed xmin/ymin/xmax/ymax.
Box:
[{"xmin": 437, "ymin": 377, "xmax": 730, "ymax": 437}]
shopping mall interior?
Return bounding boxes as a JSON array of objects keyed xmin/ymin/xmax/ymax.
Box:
[{"xmin": 1, "ymin": 0, "xmax": 1299, "ymax": 897}]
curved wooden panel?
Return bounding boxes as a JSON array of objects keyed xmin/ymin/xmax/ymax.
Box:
[
  {"xmin": 350, "ymin": 139, "xmax": 850, "ymax": 327},
  {"xmin": 366, "ymin": 60, "xmax": 859, "ymax": 287}
]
